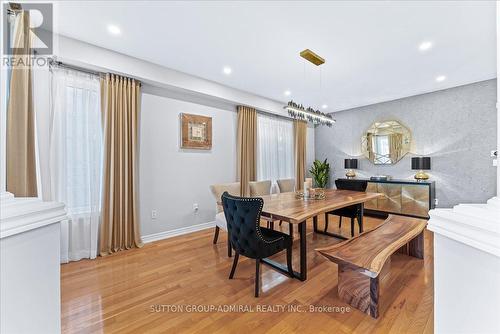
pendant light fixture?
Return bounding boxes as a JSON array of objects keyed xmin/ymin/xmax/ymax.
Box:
[{"xmin": 284, "ymin": 49, "xmax": 335, "ymax": 127}]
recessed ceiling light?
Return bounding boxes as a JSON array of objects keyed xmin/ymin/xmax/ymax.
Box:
[
  {"xmin": 322, "ymin": 104, "xmax": 328, "ymax": 109},
  {"xmin": 223, "ymin": 66, "xmax": 232, "ymax": 75},
  {"xmin": 418, "ymin": 41, "xmax": 433, "ymax": 52},
  {"xmin": 107, "ymin": 24, "xmax": 121, "ymax": 35},
  {"xmin": 284, "ymin": 90, "xmax": 291, "ymax": 96},
  {"xmin": 435, "ymin": 75, "xmax": 446, "ymax": 82}
]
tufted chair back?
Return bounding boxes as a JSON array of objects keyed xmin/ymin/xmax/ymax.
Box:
[
  {"xmin": 335, "ymin": 179, "xmax": 368, "ymax": 192},
  {"xmin": 222, "ymin": 192, "xmax": 276, "ymax": 259}
]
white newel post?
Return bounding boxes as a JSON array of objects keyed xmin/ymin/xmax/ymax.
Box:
[
  {"xmin": 0, "ymin": 42, "xmax": 66, "ymax": 334},
  {"xmin": 426, "ymin": 6, "xmax": 500, "ymax": 333}
]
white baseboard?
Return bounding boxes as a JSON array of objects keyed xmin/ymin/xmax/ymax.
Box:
[{"xmin": 141, "ymin": 221, "xmax": 215, "ymax": 243}]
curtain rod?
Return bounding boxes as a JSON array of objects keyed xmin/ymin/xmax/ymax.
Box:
[
  {"xmin": 256, "ymin": 108, "xmax": 294, "ymax": 122},
  {"xmin": 48, "ymin": 58, "xmax": 142, "ymax": 85},
  {"xmin": 49, "ymin": 58, "xmax": 101, "ymax": 76}
]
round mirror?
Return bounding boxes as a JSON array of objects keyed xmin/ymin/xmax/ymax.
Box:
[{"xmin": 361, "ymin": 120, "xmax": 411, "ymax": 165}]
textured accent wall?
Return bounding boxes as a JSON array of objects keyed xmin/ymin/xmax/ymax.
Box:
[{"xmin": 315, "ymin": 79, "xmax": 497, "ymax": 208}]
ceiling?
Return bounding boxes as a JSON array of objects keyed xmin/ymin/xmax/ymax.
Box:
[{"xmin": 54, "ymin": 1, "xmax": 496, "ymax": 112}]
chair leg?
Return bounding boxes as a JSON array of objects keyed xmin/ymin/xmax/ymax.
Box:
[
  {"xmin": 279, "ymin": 220, "xmax": 282, "ymax": 226},
  {"xmin": 324, "ymin": 213, "xmax": 329, "ymax": 232},
  {"xmin": 289, "ymin": 223, "xmax": 293, "ymax": 237},
  {"xmin": 339, "ymin": 215, "xmax": 343, "ymax": 228},
  {"xmin": 286, "ymin": 247, "xmax": 294, "ymax": 277},
  {"xmin": 350, "ymin": 217, "xmax": 355, "ymax": 237},
  {"xmin": 213, "ymin": 226, "xmax": 220, "ymax": 244},
  {"xmin": 255, "ymin": 259, "xmax": 261, "ymax": 297},
  {"xmin": 227, "ymin": 239, "xmax": 232, "ymax": 257},
  {"xmin": 269, "ymin": 221, "xmax": 274, "ymax": 230},
  {"xmin": 229, "ymin": 252, "xmax": 239, "ymax": 279}
]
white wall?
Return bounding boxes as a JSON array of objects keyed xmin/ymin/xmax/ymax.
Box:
[{"xmin": 139, "ymin": 92, "xmax": 237, "ymax": 236}]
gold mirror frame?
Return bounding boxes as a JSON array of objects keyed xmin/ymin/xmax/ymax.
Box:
[{"xmin": 361, "ymin": 120, "xmax": 411, "ymax": 165}]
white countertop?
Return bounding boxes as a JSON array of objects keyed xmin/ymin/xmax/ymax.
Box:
[{"xmin": 0, "ymin": 192, "xmax": 66, "ymax": 239}]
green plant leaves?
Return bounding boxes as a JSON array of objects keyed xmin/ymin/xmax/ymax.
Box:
[{"xmin": 309, "ymin": 158, "xmax": 330, "ymax": 188}]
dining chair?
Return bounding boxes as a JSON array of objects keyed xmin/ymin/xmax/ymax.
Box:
[
  {"xmin": 221, "ymin": 192, "xmax": 293, "ymax": 297},
  {"xmin": 325, "ymin": 179, "xmax": 368, "ymax": 237},
  {"xmin": 249, "ymin": 180, "xmax": 281, "ymax": 230},
  {"xmin": 277, "ymin": 178, "xmax": 295, "ymax": 193},
  {"xmin": 276, "ymin": 179, "xmax": 295, "ymax": 227},
  {"xmin": 209, "ymin": 182, "xmax": 240, "ymax": 257}
]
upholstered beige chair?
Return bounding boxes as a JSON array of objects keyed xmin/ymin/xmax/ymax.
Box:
[
  {"xmin": 249, "ymin": 180, "xmax": 280, "ymax": 228},
  {"xmin": 209, "ymin": 182, "xmax": 240, "ymax": 257},
  {"xmin": 276, "ymin": 179, "xmax": 295, "ymax": 227},
  {"xmin": 277, "ymin": 178, "xmax": 295, "ymax": 193},
  {"xmin": 249, "ymin": 180, "xmax": 272, "ymax": 196}
]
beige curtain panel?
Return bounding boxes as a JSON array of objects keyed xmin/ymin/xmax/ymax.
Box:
[
  {"xmin": 100, "ymin": 74, "xmax": 143, "ymax": 256},
  {"xmin": 294, "ymin": 120, "xmax": 307, "ymax": 191},
  {"xmin": 6, "ymin": 10, "xmax": 37, "ymax": 197},
  {"xmin": 236, "ymin": 106, "xmax": 257, "ymax": 196}
]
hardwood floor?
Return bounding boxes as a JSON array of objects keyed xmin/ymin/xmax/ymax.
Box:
[{"xmin": 61, "ymin": 216, "xmax": 434, "ymax": 334}]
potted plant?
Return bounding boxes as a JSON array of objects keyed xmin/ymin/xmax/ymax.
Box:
[{"xmin": 309, "ymin": 159, "xmax": 330, "ymax": 189}]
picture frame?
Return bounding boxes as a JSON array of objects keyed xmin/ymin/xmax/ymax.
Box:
[{"xmin": 180, "ymin": 113, "xmax": 212, "ymax": 150}]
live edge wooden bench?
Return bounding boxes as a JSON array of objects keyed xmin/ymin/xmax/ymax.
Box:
[{"xmin": 316, "ymin": 215, "xmax": 427, "ymax": 319}]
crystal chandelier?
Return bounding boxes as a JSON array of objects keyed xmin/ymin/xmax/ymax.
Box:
[{"xmin": 285, "ymin": 101, "xmax": 335, "ymax": 127}]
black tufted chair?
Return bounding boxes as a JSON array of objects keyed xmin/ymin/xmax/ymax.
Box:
[
  {"xmin": 221, "ymin": 192, "xmax": 293, "ymax": 297},
  {"xmin": 325, "ymin": 179, "xmax": 368, "ymax": 237}
]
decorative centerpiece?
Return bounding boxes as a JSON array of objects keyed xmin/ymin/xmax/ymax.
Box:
[
  {"xmin": 295, "ymin": 187, "xmax": 326, "ymax": 200},
  {"xmin": 296, "ymin": 159, "xmax": 330, "ymax": 200}
]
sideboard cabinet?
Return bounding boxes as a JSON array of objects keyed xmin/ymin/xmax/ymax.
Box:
[{"xmin": 336, "ymin": 178, "xmax": 435, "ymax": 219}]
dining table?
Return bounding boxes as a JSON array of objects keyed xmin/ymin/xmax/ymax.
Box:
[{"xmin": 259, "ymin": 189, "xmax": 382, "ymax": 281}]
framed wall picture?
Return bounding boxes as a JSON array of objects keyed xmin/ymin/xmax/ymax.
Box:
[{"xmin": 180, "ymin": 113, "xmax": 212, "ymax": 149}]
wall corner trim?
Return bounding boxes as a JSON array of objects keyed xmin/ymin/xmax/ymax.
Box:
[{"xmin": 141, "ymin": 221, "xmax": 215, "ymax": 243}]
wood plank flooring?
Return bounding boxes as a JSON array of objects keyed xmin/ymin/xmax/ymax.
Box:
[{"xmin": 61, "ymin": 216, "xmax": 434, "ymax": 333}]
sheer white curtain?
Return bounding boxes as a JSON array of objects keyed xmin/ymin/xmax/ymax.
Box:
[
  {"xmin": 257, "ymin": 113, "xmax": 294, "ymax": 191},
  {"xmin": 49, "ymin": 67, "xmax": 102, "ymax": 263}
]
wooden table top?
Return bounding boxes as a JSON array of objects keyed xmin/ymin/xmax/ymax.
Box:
[
  {"xmin": 260, "ymin": 189, "xmax": 381, "ymax": 224},
  {"xmin": 316, "ymin": 215, "xmax": 427, "ymax": 276}
]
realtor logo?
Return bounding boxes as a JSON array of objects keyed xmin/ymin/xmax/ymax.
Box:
[{"xmin": 3, "ymin": 2, "xmax": 53, "ymax": 55}]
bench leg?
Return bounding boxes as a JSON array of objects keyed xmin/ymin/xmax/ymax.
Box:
[
  {"xmin": 338, "ymin": 263, "xmax": 383, "ymax": 319},
  {"xmin": 396, "ymin": 231, "xmax": 424, "ymax": 259},
  {"xmin": 408, "ymin": 231, "xmax": 424, "ymax": 259}
]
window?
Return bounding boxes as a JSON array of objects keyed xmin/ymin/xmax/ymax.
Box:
[
  {"xmin": 256, "ymin": 113, "xmax": 294, "ymax": 188},
  {"xmin": 49, "ymin": 67, "xmax": 103, "ymax": 262},
  {"xmin": 50, "ymin": 67, "xmax": 102, "ymax": 215},
  {"xmin": 373, "ymin": 135, "xmax": 391, "ymax": 165}
]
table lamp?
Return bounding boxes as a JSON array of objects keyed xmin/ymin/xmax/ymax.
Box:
[
  {"xmin": 412, "ymin": 157, "xmax": 431, "ymax": 181},
  {"xmin": 344, "ymin": 158, "xmax": 358, "ymax": 179}
]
